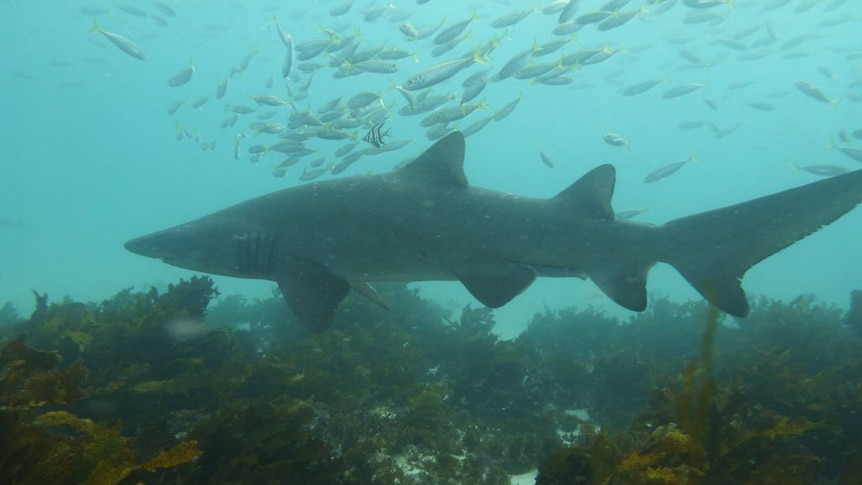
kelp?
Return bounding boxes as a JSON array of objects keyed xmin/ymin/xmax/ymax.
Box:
[
  {"xmin": 532, "ymin": 296, "xmax": 862, "ymax": 485},
  {"xmin": 0, "ymin": 335, "xmax": 87, "ymax": 411},
  {"xmin": 0, "ymin": 336, "xmax": 199, "ymax": 485},
  {"xmin": 33, "ymin": 411, "xmax": 202, "ymax": 485},
  {"xmin": 1, "ymin": 277, "xmax": 861, "ymax": 483}
]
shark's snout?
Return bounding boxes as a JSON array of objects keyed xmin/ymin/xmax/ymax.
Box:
[
  {"xmin": 124, "ymin": 225, "xmax": 223, "ymax": 273},
  {"xmin": 124, "ymin": 233, "xmax": 167, "ymax": 259},
  {"xmin": 123, "ymin": 237, "xmax": 148, "ymax": 256}
]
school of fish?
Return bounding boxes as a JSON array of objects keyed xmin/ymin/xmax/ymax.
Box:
[{"xmin": 81, "ymin": 0, "xmax": 862, "ymax": 197}]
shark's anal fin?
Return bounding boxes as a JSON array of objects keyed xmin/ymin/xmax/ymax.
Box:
[
  {"xmin": 457, "ymin": 264, "xmax": 536, "ymax": 308},
  {"xmin": 276, "ymin": 260, "xmax": 351, "ymax": 333},
  {"xmin": 589, "ymin": 264, "xmax": 653, "ymax": 312}
]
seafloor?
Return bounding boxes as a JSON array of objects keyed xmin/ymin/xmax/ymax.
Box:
[{"xmin": 1, "ymin": 277, "xmax": 861, "ymax": 484}]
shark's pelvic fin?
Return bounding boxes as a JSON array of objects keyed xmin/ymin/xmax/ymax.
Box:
[
  {"xmin": 350, "ymin": 281, "xmax": 389, "ymax": 309},
  {"xmin": 552, "ymin": 164, "xmax": 616, "ymax": 220},
  {"xmin": 456, "ymin": 263, "xmax": 537, "ymax": 308},
  {"xmin": 659, "ymin": 168, "xmax": 862, "ymax": 316},
  {"xmin": 396, "ymin": 131, "xmax": 468, "ymax": 188},
  {"xmin": 276, "ymin": 260, "xmax": 351, "ymax": 333}
]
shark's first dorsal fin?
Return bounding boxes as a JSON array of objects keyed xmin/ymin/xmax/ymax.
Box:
[
  {"xmin": 553, "ymin": 164, "xmax": 616, "ymax": 220},
  {"xmin": 396, "ymin": 131, "xmax": 468, "ymax": 188}
]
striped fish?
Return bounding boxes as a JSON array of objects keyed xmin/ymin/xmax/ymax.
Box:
[
  {"xmin": 362, "ymin": 121, "xmax": 392, "ymax": 148},
  {"xmin": 218, "ymin": 326, "xmax": 234, "ymax": 340}
]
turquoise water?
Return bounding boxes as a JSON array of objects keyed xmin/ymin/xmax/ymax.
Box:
[{"xmin": 1, "ymin": 0, "xmax": 861, "ymax": 337}]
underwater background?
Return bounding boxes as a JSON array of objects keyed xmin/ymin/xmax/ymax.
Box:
[{"xmin": 2, "ymin": 0, "xmax": 862, "ymax": 483}]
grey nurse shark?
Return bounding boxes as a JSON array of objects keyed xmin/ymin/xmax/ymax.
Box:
[{"xmin": 125, "ymin": 132, "xmax": 862, "ymax": 332}]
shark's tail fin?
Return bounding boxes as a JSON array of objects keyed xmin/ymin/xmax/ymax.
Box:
[{"xmin": 658, "ymin": 169, "xmax": 862, "ymax": 316}]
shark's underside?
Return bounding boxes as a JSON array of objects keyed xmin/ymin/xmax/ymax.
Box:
[{"xmin": 125, "ymin": 132, "xmax": 862, "ymax": 332}]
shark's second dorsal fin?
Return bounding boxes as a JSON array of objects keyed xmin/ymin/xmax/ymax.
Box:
[
  {"xmin": 553, "ymin": 164, "xmax": 616, "ymax": 220},
  {"xmin": 396, "ymin": 131, "xmax": 468, "ymax": 188}
]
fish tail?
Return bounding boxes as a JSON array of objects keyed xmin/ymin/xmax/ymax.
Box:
[
  {"xmin": 656, "ymin": 169, "xmax": 862, "ymax": 316},
  {"xmin": 89, "ymin": 17, "xmax": 102, "ymax": 34}
]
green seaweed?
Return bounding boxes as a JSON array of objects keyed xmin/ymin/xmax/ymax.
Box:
[
  {"xmin": 0, "ymin": 336, "xmax": 199, "ymax": 484},
  {"xmin": 1, "ymin": 277, "xmax": 861, "ymax": 483}
]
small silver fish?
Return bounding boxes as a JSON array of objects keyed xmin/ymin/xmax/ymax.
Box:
[
  {"xmin": 89, "ymin": 18, "xmax": 147, "ymax": 60},
  {"xmin": 492, "ymin": 48, "xmax": 534, "ymax": 82},
  {"xmin": 353, "ymin": 60, "xmax": 399, "ymax": 74},
  {"xmin": 433, "ymin": 12, "xmax": 478, "ymax": 45},
  {"xmin": 399, "ymin": 22, "xmax": 420, "ymax": 40},
  {"xmin": 644, "ymin": 156, "xmax": 696, "ymax": 183},
  {"xmin": 662, "ymin": 83, "xmax": 705, "ymax": 99},
  {"xmin": 330, "ymin": 0, "xmax": 354, "ymax": 16},
  {"xmin": 149, "ymin": 1, "xmax": 176, "ymax": 17},
  {"xmin": 794, "ymin": 79, "xmax": 837, "ymax": 106},
  {"xmin": 793, "ymin": 163, "xmax": 849, "ymax": 177},
  {"xmin": 226, "ymin": 104, "xmax": 257, "ymax": 114},
  {"xmin": 602, "ymin": 132, "xmax": 629, "ymax": 148},
  {"xmin": 347, "ymin": 91, "xmax": 383, "ymax": 110},
  {"xmin": 597, "ymin": 9, "xmax": 642, "ymax": 31},
  {"xmin": 402, "ymin": 54, "xmax": 478, "ymax": 91},
  {"xmin": 492, "ymin": 96, "xmax": 523, "ymax": 122},
  {"xmin": 190, "ymin": 96, "xmax": 208, "ymax": 109},
  {"xmin": 744, "ymin": 101, "xmax": 776, "ymax": 111},
  {"xmin": 250, "ymin": 94, "xmax": 288, "ymax": 106},
  {"xmin": 299, "ymin": 165, "xmax": 331, "ymax": 181},
  {"xmin": 167, "ymin": 59, "xmax": 195, "ymax": 86},
  {"xmin": 539, "ymin": 150, "xmax": 555, "ymax": 168},
  {"xmin": 215, "ymin": 78, "xmax": 229, "ymax": 99},
  {"xmin": 166, "ymin": 99, "xmax": 184, "ymax": 115},
  {"xmin": 461, "ymin": 116, "xmax": 494, "ymax": 138},
  {"xmin": 491, "ymin": 9, "xmax": 535, "ymax": 28},
  {"xmin": 615, "ymin": 208, "xmax": 648, "ymax": 219},
  {"xmin": 421, "ymin": 102, "xmax": 484, "ymax": 127},
  {"xmin": 620, "ymin": 79, "xmax": 663, "ymax": 96},
  {"xmin": 558, "ymin": 0, "xmax": 582, "ymax": 23},
  {"xmin": 828, "ymin": 141, "xmax": 862, "ymax": 162}
]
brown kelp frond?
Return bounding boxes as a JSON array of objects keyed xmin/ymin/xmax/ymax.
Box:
[{"xmin": 1, "ymin": 279, "xmax": 861, "ymax": 483}]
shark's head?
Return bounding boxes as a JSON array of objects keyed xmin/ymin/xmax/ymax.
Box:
[{"xmin": 125, "ymin": 217, "xmax": 277, "ymax": 279}]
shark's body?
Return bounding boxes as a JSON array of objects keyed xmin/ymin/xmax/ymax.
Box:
[{"xmin": 126, "ymin": 132, "xmax": 862, "ymax": 331}]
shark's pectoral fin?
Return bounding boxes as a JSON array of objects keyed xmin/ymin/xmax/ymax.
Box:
[
  {"xmin": 276, "ymin": 261, "xmax": 351, "ymax": 333},
  {"xmin": 457, "ymin": 264, "xmax": 536, "ymax": 308},
  {"xmin": 589, "ymin": 264, "xmax": 654, "ymax": 312}
]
